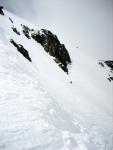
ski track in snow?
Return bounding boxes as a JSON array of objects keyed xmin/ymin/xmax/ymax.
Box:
[{"xmin": 0, "ymin": 10, "xmax": 113, "ymax": 150}]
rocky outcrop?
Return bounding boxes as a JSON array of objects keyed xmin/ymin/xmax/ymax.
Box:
[
  {"xmin": 98, "ymin": 60, "xmax": 113, "ymax": 82},
  {"xmin": 0, "ymin": 6, "xmax": 4, "ymax": 15},
  {"xmin": 9, "ymin": 17, "xmax": 13, "ymax": 23},
  {"xmin": 11, "ymin": 26, "xmax": 20, "ymax": 35},
  {"xmin": 98, "ymin": 62, "xmax": 104, "ymax": 67},
  {"xmin": 105, "ymin": 61, "xmax": 113, "ymax": 82},
  {"xmin": 104, "ymin": 61, "xmax": 113, "ymax": 70},
  {"xmin": 21, "ymin": 24, "xmax": 32, "ymax": 39},
  {"xmin": 31, "ymin": 29, "xmax": 71, "ymax": 73},
  {"xmin": 14, "ymin": 23, "xmax": 71, "ymax": 73},
  {"xmin": 108, "ymin": 76, "xmax": 113, "ymax": 82},
  {"xmin": 10, "ymin": 39, "xmax": 32, "ymax": 62}
]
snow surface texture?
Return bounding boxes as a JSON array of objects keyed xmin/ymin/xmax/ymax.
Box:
[{"xmin": 0, "ymin": 5, "xmax": 113, "ymax": 150}]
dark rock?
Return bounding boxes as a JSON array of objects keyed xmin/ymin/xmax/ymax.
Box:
[
  {"xmin": 109, "ymin": 76, "xmax": 113, "ymax": 81},
  {"xmin": 12, "ymin": 26, "xmax": 20, "ymax": 35},
  {"xmin": 10, "ymin": 39, "xmax": 18, "ymax": 48},
  {"xmin": 21, "ymin": 24, "xmax": 31, "ymax": 39},
  {"xmin": 59, "ymin": 63, "xmax": 69, "ymax": 74},
  {"xmin": 98, "ymin": 60, "xmax": 113, "ymax": 83},
  {"xmin": 98, "ymin": 62, "xmax": 104, "ymax": 67},
  {"xmin": 31, "ymin": 29, "xmax": 71, "ymax": 73},
  {"xmin": 104, "ymin": 61, "xmax": 113, "ymax": 70},
  {"xmin": 9, "ymin": 17, "xmax": 13, "ymax": 23},
  {"xmin": 10, "ymin": 39, "xmax": 32, "ymax": 62},
  {"xmin": 0, "ymin": 6, "xmax": 4, "ymax": 15},
  {"xmin": 108, "ymin": 77, "xmax": 113, "ymax": 82}
]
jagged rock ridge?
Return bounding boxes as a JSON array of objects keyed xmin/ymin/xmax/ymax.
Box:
[
  {"xmin": 11, "ymin": 26, "xmax": 20, "ymax": 35},
  {"xmin": 10, "ymin": 39, "xmax": 32, "ymax": 62},
  {"xmin": 98, "ymin": 60, "xmax": 113, "ymax": 82},
  {"xmin": 31, "ymin": 29, "xmax": 71, "ymax": 73},
  {"xmin": 104, "ymin": 61, "xmax": 113, "ymax": 70},
  {"xmin": 21, "ymin": 24, "xmax": 32, "ymax": 39},
  {"xmin": 0, "ymin": 6, "xmax": 4, "ymax": 15},
  {"xmin": 1, "ymin": 6, "xmax": 71, "ymax": 73},
  {"xmin": 11, "ymin": 23, "xmax": 72, "ymax": 73}
]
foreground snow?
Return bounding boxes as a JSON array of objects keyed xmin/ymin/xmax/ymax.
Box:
[{"xmin": 0, "ymin": 10, "xmax": 113, "ymax": 150}]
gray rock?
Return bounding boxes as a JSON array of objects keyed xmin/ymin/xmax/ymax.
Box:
[
  {"xmin": 31, "ymin": 29, "xmax": 71, "ymax": 73},
  {"xmin": 0, "ymin": 6, "xmax": 4, "ymax": 15},
  {"xmin": 10, "ymin": 39, "xmax": 32, "ymax": 62}
]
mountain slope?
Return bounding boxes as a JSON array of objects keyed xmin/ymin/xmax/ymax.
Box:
[
  {"xmin": 0, "ymin": 8, "xmax": 113, "ymax": 150},
  {"xmin": 1, "ymin": 0, "xmax": 113, "ymax": 59}
]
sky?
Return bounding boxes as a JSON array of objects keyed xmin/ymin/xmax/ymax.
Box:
[{"xmin": 1, "ymin": 0, "xmax": 113, "ymax": 59}]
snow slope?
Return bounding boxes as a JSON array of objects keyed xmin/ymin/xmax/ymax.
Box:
[
  {"xmin": 0, "ymin": 8, "xmax": 113, "ymax": 150},
  {"xmin": 1, "ymin": 0, "xmax": 113, "ymax": 59}
]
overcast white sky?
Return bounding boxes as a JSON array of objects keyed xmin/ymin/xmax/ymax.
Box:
[{"xmin": 1, "ymin": 0, "xmax": 113, "ymax": 59}]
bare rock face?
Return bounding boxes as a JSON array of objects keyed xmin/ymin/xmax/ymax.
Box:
[
  {"xmin": 9, "ymin": 17, "xmax": 13, "ymax": 23},
  {"xmin": 104, "ymin": 61, "xmax": 113, "ymax": 70},
  {"xmin": 0, "ymin": 6, "xmax": 4, "ymax": 15},
  {"xmin": 11, "ymin": 26, "xmax": 20, "ymax": 35},
  {"xmin": 12, "ymin": 23, "xmax": 71, "ymax": 73},
  {"xmin": 21, "ymin": 24, "xmax": 32, "ymax": 39},
  {"xmin": 31, "ymin": 29, "xmax": 71, "ymax": 73},
  {"xmin": 98, "ymin": 60, "xmax": 113, "ymax": 82},
  {"xmin": 10, "ymin": 39, "xmax": 32, "ymax": 62}
]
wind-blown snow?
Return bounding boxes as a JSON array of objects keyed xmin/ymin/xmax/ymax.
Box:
[{"xmin": 0, "ymin": 7, "xmax": 113, "ymax": 150}]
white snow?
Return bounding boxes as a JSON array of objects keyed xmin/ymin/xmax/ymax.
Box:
[{"xmin": 0, "ymin": 6, "xmax": 113, "ymax": 150}]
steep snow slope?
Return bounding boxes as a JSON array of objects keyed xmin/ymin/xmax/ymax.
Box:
[
  {"xmin": 0, "ymin": 8, "xmax": 113, "ymax": 150},
  {"xmin": 1, "ymin": 0, "xmax": 113, "ymax": 59}
]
